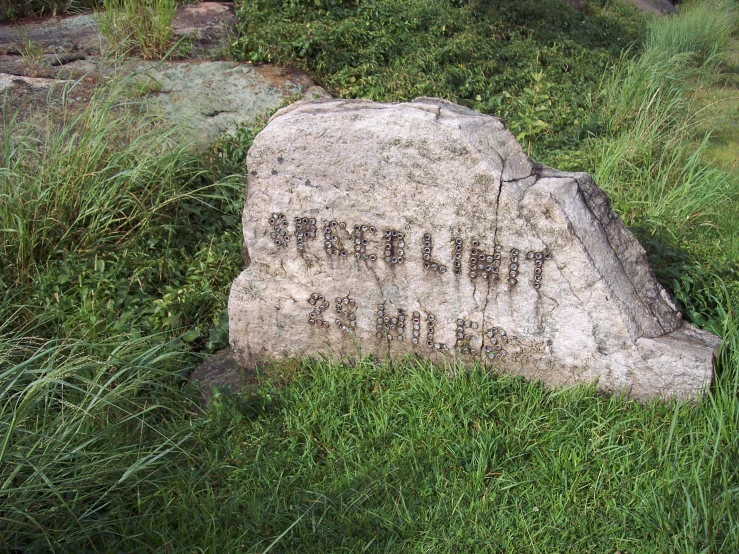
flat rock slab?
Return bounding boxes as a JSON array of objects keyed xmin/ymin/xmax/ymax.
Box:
[
  {"xmin": 228, "ymin": 98, "xmax": 719, "ymax": 401},
  {"xmin": 0, "ymin": 72, "xmax": 70, "ymax": 91},
  {"xmin": 0, "ymin": 3, "xmax": 234, "ymax": 80},
  {"xmin": 0, "ymin": 14, "xmax": 103, "ymax": 56},
  {"xmin": 135, "ymin": 61, "xmax": 329, "ymax": 144},
  {"xmin": 2, "ymin": 58, "xmax": 327, "ymax": 148}
]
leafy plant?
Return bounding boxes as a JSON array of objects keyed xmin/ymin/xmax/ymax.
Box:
[
  {"xmin": 231, "ymin": 0, "xmax": 645, "ymax": 160},
  {"xmin": 506, "ymin": 65, "xmax": 552, "ymax": 156}
]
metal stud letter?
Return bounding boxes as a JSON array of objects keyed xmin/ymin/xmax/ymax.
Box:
[
  {"xmin": 454, "ymin": 318, "xmax": 480, "ymax": 356},
  {"xmin": 526, "ymin": 250, "xmax": 552, "ymax": 290},
  {"xmin": 307, "ymin": 293, "xmax": 330, "ymax": 327},
  {"xmin": 484, "ymin": 326, "xmax": 508, "ymax": 362},
  {"xmin": 375, "ymin": 303, "xmax": 407, "ymax": 342},
  {"xmin": 383, "ymin": 229, "xmax": 406, "ymax": 265},
  {"xmin": 468, "ymin": 240, "xmax": 501, "ymax": 282},
  {"xmin": 268, "ymin": 212, "xmax": 290, "ymax": 249},
  {"xmin": 351, "ymin": 224, "xmax": 376, "ymax": 262},
  {"xmin": 323, "ymin": 220, "xmax": 348, "ymax": 258},
  {"xmin": 335, "ymin": 295, "xmax": 358, "ymax": 333},
  {"xmin": 294, "ymin": 215, "xmax": 317, "ymax": 252},
  {"xmin": 421, "ymin": 232, "xmax": 446, "ymax": 274}
]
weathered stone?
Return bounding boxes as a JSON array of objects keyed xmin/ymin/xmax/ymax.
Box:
[
  {"xmin": 172, "ymin": 1, "xmax": 235, "ymax": 44},
  {"xmin": 228, "ymin": 98, "xmax": 719, "ymax": 401},
  {"xmin": 619, "ymin": 0, "xmax": 677, "ymax": 15},
  {"xmin": 137, "ymin": 61, "xmax": 326, "ymax": 144}
]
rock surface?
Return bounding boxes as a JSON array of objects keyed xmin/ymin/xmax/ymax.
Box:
[
  {"xmin": 620, "ymin": 0, "xmax": 676, "ymax": 15},
  {"xmin": 228, "ymin": 98, "xmax": 719, "ymax": 401},
  {"xmin": 0, "ymin": 3, "xmax": 328, "ymax": 145},
  {"xmin": 136, "ymin": 61, "xmax": 329, "ymax": 144}
]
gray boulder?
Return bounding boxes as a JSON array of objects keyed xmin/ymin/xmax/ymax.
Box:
[{"xmin": 228, "ymin": 98, "xmax": 719, "ymax": 401}]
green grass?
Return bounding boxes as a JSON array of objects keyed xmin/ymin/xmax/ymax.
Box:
[
  {"xmin": 0, "ymin": 76, "xmax": 245, "ymax": 343},
  {"xmin": 231, "ymin": 0, "xmax": 647, "ymax": 160},
  {"xmin": 207, "ymin": 351, "xmax": 739, "ymax": 552},
  {"xmin": 95, "ymin": 0, "xmax": 177, "ymax": 59},
  {"xmin": 0, "ymin": 334, "xmax": 200, "ymax": 550},
  {"xmin": 586, "ymin": 0, "xmax": 739, "ymax": 321},
  {"xmin": 1, "ymin": 0, "xmax": 739, "ymax": 551}
]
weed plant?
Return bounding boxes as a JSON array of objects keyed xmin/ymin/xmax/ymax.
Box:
[{"xmin": 17, "ymin": 29, "xmax": 46, "ymax": 77}]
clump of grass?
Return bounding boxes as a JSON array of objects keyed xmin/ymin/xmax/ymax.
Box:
[
  {"xmin": 648, "ymin": 0, "xmax": 738, "ymax": 70},
  {"xmin": 95, "ymin": 0, "xmax": 176, "ymax": 59},
  {"xmin": 0, "ymin": 78, "xmax": 222, "ymax": 287},
  {"xmin": 0, "ymin": 73, "xmax": 245, "ymax": 345},
  {"xmin": 0, "ymin": 332, "xmax": 202, "ymax": 551},
  {"xmin": 18, "ymin": 29, "xmax": 46, "ymax": 77}
]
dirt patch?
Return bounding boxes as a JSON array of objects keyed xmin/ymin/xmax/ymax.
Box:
[{"xmin": 188, "ymin": 349, "xmax": 259, "ymax": 405}]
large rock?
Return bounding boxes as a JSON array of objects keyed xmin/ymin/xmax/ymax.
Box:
[{"xmin": 228, "ymin": 98, "xmax": 719, "ymax": 401}]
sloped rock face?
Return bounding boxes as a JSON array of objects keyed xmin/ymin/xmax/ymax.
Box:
[{"xmin": 228, "ymin": 98, "xmax": 719, "ymax": 401}]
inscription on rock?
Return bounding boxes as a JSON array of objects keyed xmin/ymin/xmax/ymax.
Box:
[{"xmin": 228, "ymin": 98, "xmax": 721, "ymax": 400}]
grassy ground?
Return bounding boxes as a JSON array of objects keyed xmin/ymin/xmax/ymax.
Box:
[
  {"xmin": 232, "ymin": 0, "xmax": 647, "ymax": 160},
  {"xmin": 1, "ymin": 0, "xmax": 739, "ymax": 552}
]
